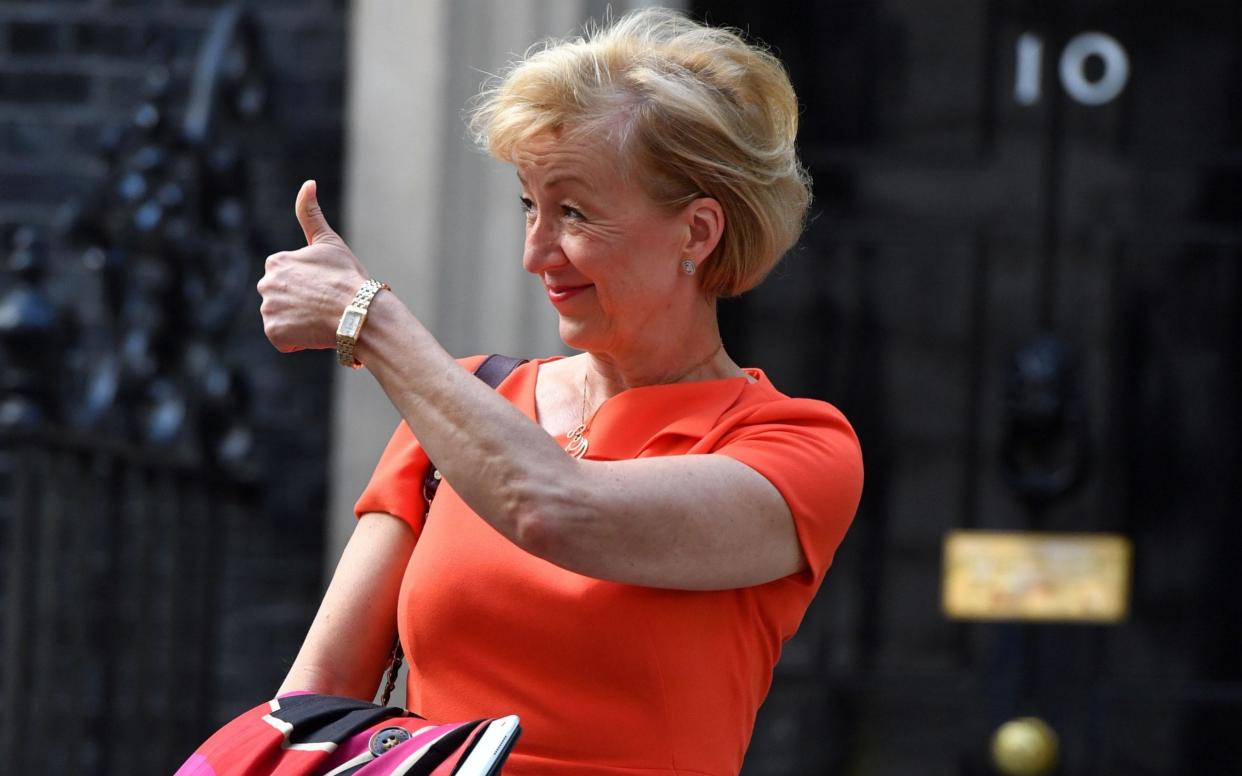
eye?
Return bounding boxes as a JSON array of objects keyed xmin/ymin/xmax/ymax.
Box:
[
  {"xmin": 519, "ymin": 196, "xmax": 536, "ymax": 221},
  {"xmin": 561, "ymin": 204, "xmax": 585, "ymax": 221}
]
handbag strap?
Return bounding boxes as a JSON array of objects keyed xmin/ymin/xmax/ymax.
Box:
[{"xmin": 381, "ymin": 354, "xmax": 527, "ymax": 707}]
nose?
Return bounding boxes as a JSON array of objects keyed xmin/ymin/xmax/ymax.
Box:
[{"xmin": 521, "ymin": 216, "xmax": 566, "ymax": 276}]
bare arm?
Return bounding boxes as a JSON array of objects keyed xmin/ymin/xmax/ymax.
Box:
[
  {"xmin": 277, "ymin": 512, "xmax": 415, "ymax": 699},
  {"xmin": 258, "ymin": 182, "xmax": 806, "ymax": 592}
]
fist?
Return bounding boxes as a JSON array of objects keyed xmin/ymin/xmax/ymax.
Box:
[{"xmin": 257, "ymin": 180, "xmax": 368, "ymax": 352}]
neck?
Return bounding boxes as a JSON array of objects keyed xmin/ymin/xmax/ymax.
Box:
[{"xmin": 582, "ymin": 299, "xmax": 742, "ymax": 401}]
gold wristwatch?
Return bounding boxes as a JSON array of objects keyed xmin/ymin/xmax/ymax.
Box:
[{"xmin": 336, "ymin": 278, "xmax": 389, "ymax": 368}]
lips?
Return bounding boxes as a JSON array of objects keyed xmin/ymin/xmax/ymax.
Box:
[{"xmin": 546, "ymin": 283, "xmax": 593, "ymax": 303}]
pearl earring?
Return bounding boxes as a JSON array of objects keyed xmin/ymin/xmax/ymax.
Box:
[{"xmin": 680, "ymin": 259, "xmax": 696, "ymax": 276}]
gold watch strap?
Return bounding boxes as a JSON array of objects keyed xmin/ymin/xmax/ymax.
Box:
[{"xmin": 336, "ymin": 278, "xmax": 390, "ymax": 368}]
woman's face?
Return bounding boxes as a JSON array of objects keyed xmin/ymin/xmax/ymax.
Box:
[{"xmin": 514, "ymin": 132, "xmax": 692, "ymax": 355}]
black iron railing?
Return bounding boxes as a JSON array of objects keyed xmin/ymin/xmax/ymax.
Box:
[
  {"xmin": 0, "ymin": 4, "xmax": 317, "ymax": 773},
  {"xmin": 0, "ymin": 430, "xmax": 231, "ymax": 773}
]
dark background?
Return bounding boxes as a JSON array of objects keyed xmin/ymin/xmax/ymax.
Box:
[
  {"xmin": 1, "ymin": 1, "xmax": 1239, "ymax": 774},
  {"xmin": 0, "ymin": 1, "xmax": 345, "ymax": 772},
  {"xmin": 705, "ymin": 1, "xmax": 1242, "ymax": 774}
]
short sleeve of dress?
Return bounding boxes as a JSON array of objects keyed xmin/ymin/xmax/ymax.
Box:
[
  {"xmin": 714, "ymin": 398, "xmax": 863, "ymax": 585},
  {"xmin": 353, "ymin": 421, "xmax": 432, "ymax": 535},
  {"xmin": 353, "ymin": 355, "xmax": 489, "ymax": 536}
]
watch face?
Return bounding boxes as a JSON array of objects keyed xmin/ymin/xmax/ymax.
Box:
[{"xmin": 339, "ymin": 308, "xmax": 364, "ymax": 338}]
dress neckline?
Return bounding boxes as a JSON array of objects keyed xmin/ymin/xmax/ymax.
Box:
[{"xmin": 511, "ymin": 356, "xmax": 774, "ymax": 457}]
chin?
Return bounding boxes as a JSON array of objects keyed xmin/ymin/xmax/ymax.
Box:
[
  {"xmin": 557, "ymin": 317, "xmax": 602, "ymax": 353},
  {"xmin": 558, "ymin": 320, "xmax": 588, "ymax": 349}
]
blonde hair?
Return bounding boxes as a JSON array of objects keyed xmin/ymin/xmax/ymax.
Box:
[{"xmin": 470, "ymin": 8, "xmax": 811, "ymax": 297}]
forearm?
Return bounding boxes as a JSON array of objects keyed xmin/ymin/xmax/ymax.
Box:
[
  {"xmin": 280, "ymin": 620, "xmax": 392, "ymax": 700},
  {"xmin": 278, "ymin": 513, "xmax": 414, "ymax": 699},
  {"xmin": 353, "ymin": 292, "xmax": 582, "ymax": 548}
]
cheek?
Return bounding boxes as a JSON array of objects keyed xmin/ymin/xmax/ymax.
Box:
[
  {"xmin": 565, "ymin": 230, "xmax": 676, "ymax": 302},
  {"xmin": 561, "ymin": 235, "xmax": 606, "ymax": 275},
  {"xmin": 597, "ymin": 264, "xmax": 674, "ymax": 317}
]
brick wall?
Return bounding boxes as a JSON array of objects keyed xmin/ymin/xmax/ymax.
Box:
[{"xmin": 0, "ymin": 0, "xmax": 349, "ymax": 764}]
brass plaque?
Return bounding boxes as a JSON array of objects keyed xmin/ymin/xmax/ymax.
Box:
[{"xmin": 942, "ymin": 531, "xmax": 1131, "ymax": 623}]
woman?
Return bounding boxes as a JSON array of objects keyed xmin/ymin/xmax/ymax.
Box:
[{"xmin": 257, "ymin": 8, "xmax": 862, "ymax": 775}]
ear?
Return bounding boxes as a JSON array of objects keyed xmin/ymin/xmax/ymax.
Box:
[{"xmin": 680, "ymin": 196, "xmax": 725, "ymax": 269}]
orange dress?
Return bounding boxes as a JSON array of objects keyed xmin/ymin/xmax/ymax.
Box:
[{"xmin": 354, "ymin": 356, "xmax": 863, "ymax": 775}]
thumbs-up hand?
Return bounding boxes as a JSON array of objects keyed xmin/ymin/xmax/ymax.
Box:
[{"xmin": 258, "ymin": 180, "xmax": 369, "ymax": 353}]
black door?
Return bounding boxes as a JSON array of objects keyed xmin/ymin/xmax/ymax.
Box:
[{"xmin": 693, "ymin": 2, "xmax": 1242, "ymax": 774}]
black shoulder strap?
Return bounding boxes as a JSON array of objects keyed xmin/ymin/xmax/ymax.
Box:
[
  {"xmin": 422, "ymin": 354, "xmax": 528, "ymax": 505},
  {"xmin": 472, "ymin": 353, "xmax": 527, "ymax": 389}
]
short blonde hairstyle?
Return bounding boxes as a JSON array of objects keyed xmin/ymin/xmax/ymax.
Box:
[{"xmin": 470, "ymin": 8, "xmax": 811, "ymax": 297}]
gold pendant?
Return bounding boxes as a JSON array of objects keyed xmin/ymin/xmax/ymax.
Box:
[{"xmin": 565, "ymin": 423, "xmax": 589, "ymax": 459}]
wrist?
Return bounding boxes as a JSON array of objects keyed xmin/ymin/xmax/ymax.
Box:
[
  {"xmin": 335, "ymin": 278, "xmax": 390, "ymax": 368},
  {"xmin": 350, "ymin": 288, "xmax": 393, "ymax": 367}
]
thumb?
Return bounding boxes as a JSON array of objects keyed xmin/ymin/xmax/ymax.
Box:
[{"xmin": 295, "ymin": 179, "xmax": 339, "ymax": 245}]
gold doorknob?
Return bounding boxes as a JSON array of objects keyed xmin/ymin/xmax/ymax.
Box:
[{"xmin": 990, "ymin": 717, "xmax": 1059, "ymax": 776}]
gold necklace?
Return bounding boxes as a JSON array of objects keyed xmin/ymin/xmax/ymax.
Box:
[
  {"xmin": 564, "ymin": 372, "xmax": 592, "ymax": 459},
  {"xmin": 562, "ymin": 343, "xmax": 725, "ymax": 460}
]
